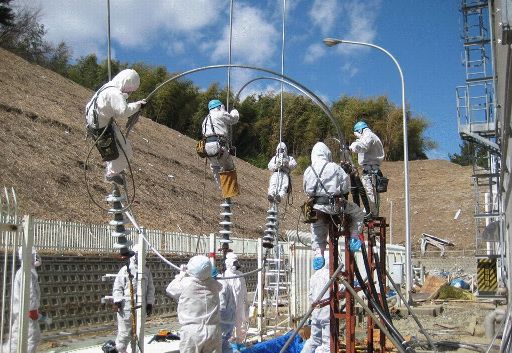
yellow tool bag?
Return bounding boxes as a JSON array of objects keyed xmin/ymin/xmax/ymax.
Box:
[
  {"xmin": 196, "ymin": 138, "xmax": 207, "ymax": 158},
  {"xmin": 219, "ymin": 169, "xmax": 240, "ymax": 198},
  {"xmin": 300, "ymin": 197, "xmax": 318, "ymax": 223}
]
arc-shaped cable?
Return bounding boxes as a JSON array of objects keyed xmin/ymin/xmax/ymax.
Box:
[
  {"xmin": 144, "ymin": 64, "xmax": 346, "ymax": 148},
  {"xmin": 233, "ymin": 75, "xmax": 351, "ymax": 163}
]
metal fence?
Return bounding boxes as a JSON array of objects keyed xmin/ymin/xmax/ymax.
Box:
[{"xmin": 22, "ymin": 218, "xmax": 259, "ymax": 256}]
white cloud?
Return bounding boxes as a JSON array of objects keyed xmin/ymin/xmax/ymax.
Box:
[
  {"xmin": 335, "ymin": 0, "xmax": 381, "ymax": 56},
  {"xmin": 304, "ymin": 43, "xmax": 326, "ymax": 63},
  {"xmin": 308, "ymin": 0, "xmax": 339, "ymax": 35},
  {"xmin": 342, "ymin": 62, "xmax": 359, "ymax": 78},
  {"xmin": 18, "ymin": 0, "xmax": 221, "ymax": 58},
  {"xmin": 209, "ymin": 3, "xmax": 279, "ymax": 66}
]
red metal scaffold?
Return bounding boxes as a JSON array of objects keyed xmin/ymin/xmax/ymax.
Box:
[{"xmin": 326, "ymin": 216, "xmax": 388, "ymax": 353}]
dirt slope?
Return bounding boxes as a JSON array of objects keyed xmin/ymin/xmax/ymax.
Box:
[{"xmin": 0, "ymin": 48, "xmax": 474, "ymax": 249}]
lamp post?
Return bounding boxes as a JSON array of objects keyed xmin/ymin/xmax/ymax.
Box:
[{"xmin": 323, "ymin": 38, "xmax": 412, "ymax": 302}]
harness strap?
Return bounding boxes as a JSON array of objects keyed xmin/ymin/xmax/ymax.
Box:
[
  {"xmin": 86, "ymin": 85, "xmax": 116, "ymax": 129},
  {"xmin": 311, "ymin": 162, "xmax": 329, "ymax": 195}
]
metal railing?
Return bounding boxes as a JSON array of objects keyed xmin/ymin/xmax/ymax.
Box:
[{"xmin": 0, "ymin": 218, "xmax": 260, "ymax": 256}]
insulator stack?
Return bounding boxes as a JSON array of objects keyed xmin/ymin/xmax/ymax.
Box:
[
  {"xmin": 262, "ymin": 204, "xmax": 277, "ymax": 249},
  {"xmin": 106, "ymin": 184, "xmax": 132, "ymax": 256},
  {"xmin": 219, "ymin": 198, "xmax": 233, "ymax": 251}
]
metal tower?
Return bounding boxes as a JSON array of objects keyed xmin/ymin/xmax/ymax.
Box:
[{"xmin": 456, "ymin": 0, "xmax": 504, "ymax": 296}]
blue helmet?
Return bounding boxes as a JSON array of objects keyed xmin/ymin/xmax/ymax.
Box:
[
  {"xmin": 208, "ymin": 99, "xmax": 222, "ymax": 110},
  {"xmin": 353, "ymin": 121, "xmax": 368, "ymax": 133}
]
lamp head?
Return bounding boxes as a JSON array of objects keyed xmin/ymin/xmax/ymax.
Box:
[{"xmin": 323, "ymin": 38, "xmax": 342, "ymax": 47}]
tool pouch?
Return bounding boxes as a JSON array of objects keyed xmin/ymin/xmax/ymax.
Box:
[
  {"xmin": 219, "ymin": 169, "xmax": 240, "ymax": 198},
  {"xmin": 196, "ymin": 138, "xmax": 207, "ymax": 158},
  {"xmin": 376, "ymin": 175, "xmax": 389, "ymax": 193},
  {"xmin": 88, "ymin": 124, "xmax": 119, "ymax": 162},
  {"xmin": 301, "ymin": 197, "xmax": 317, "ymax": 223}
]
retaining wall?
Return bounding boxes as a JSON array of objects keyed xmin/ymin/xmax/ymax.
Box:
[{"xmin": 1, "ymin": 254, "xmax": 258, "ymax": 334}]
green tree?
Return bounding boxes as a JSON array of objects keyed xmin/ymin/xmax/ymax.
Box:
[
  {"xmin": 0, "ymin": 0, "xmax": 14, "ymax": 27},
  {"xmin": 449, "ymin": 140, "xmax": 487, "ymax": 166}
]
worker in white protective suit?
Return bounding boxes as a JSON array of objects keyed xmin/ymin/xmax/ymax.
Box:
[
  {"xmin": 166, "ymin": 255, "xmax": 222, "ymax": 353},
  {"xmin": 112, "ymin": 245, "xmax": 155, "ymax": 353},
  {"xmin": 267, "ymin": 142, "xmax": 297, "ymax": 203},
  {"xmin": 224, "ymin": 252, "xmax": 248, "ymax": 346},
  {"xmin": 301, "ymin": 256, "xmax": 344, "ymax": 353},
  {"xmin": 202, "ymin": 99, "xmax": 240, "ymax": 198},
  {"xmin": 2, "ymin": 247, "xmax": 42, "ymax": 353},
  {"xmin": 219, "ymin": 279, "xmax": 236, "ymax": 353},
  {"xmin": 303, "ymin": 142, "xmax": 365, "ymax": 270},
  {"xmin": 85, "ymin": 69, "xmax": 146, "ymax": 185},
  {"xmin": 349, "ymin": 121, "xmax": 385, "ymax": 217}
]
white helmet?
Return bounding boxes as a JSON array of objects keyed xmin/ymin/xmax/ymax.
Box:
[{"xmin": 187, "ymin": 255, "xmax": 212, "ymax": 280}]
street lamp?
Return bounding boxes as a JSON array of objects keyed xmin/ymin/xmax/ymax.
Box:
[{"xmin": 323, "ymin": 37, "xmax": 412, "ymax": 302}]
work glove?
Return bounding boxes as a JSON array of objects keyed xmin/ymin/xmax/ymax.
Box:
[
  {"xmin": 180, "ymin": 264, "xmax": 187, "ymax": 273},
  {"xmin": 146, "ymin": 304, "xmax": 153, "ymax": 317},
  {"xmin": 137, "ymin": 99, "xmax": 147, "ymax": 107},
  {"xmin": 112, "ymin": 302, "xmax": 123, "ymax": 312},
  {"xmin": 349, "ymin": 235, "xmax": 362, "ymax": 253},
  {"xmin": 28, "ymin": 310, "xmax": 39, "ymax": 321},
  {"xmin": 211, "ymin": 266, "xmax": 219, "ymax": 278},
  {"xmin": 229, "ymin": 109, "xmax": 239, "ymax": 118},
  {"xmin": 312, "ymin": 256, "xmax": 325, "ymax": 270}
]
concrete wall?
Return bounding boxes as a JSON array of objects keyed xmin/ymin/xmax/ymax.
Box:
[{"xmin": 0, "ymin": 254, "xmax": 258, "ymax": 334}]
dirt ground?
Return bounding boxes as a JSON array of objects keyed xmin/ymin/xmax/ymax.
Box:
[{"xmin": 0, "ymin": 48, "xmax": 475, "ymax": 251}]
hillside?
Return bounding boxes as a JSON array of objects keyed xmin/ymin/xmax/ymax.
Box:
[{"xmin": 0, "ymin": 48, "xmax": 474, "ymax": 250}]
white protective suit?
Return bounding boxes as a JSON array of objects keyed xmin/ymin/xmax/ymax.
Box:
[
  {"xmin": 202, "ymin": 105, "xmax": 239, "ymax": 188},
  {"xmin": 349, "ymin": 127, "xmax": 384, "ymax": 215},
  {"xmin": 301, "ymin": 257, "xmax": 332, "ymax": 353},
  {"xmin": 166, "ymin": 255, "xmax": 222, "ymax": 353},
  {"xmin": 303, "ymin": 142, "xmax": 364, "ymax": 255},
  {"xmin": 267, "ymin": 142, "xmax": 297, "ymax": 202},
  {"xmin": 85, "ymin": 69, "xmax": 145, "ymax": 178},
  {"xmin": 3, "ymin": 248, "xmax": 41, "ymax": 353},
  {"xmin": 219, "ymin": 279, "xmax": 235, "ymax": 353},
  {"xmin": 112, "ymin": 254, "xmax": 155, "ymax": 353},
  {"xmin": 224, "ymin": 252, "xmax": 248, "ymax": 343}
]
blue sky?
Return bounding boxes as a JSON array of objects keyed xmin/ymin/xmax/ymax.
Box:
[{"xmin": 21, "ymin": 0, "xmax": 466, "ymax": 159}]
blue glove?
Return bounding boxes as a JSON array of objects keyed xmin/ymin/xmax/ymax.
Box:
[
  {"xmin": 312, "ymin": 256, "xmax": 325, "ymax": 270},
  {"xmin": 211, "ymin": 267, "xmax": 218, "ymax": 278},
  {"xmin": 349, "ymin": 237, "xmax": 362, "ymax": 252}
]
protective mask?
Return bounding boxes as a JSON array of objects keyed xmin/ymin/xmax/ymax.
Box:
[
  {"xmin": 33, "ymin": 253, "xmax": 42, "ymax": 267},
  {"xmin": 354, "ymin": 132, "xmax": 362, "ymax": 139},
  {"xmin": 233, "ymin": 261, "xmax": 240, "ymax": 270},
  {"xmin": 131, "ymin": 253, "xmax": 138, "ymax": 265}
]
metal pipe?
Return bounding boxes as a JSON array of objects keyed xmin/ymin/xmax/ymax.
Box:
[
  {"xmin": 339, "ymin": 277, "xmax": 408, "ymax": 353},
  {"xmin": 279, "ymin": 0, "xmax": 286, "ymax": 144},
  {"xmin": 279, "ymin": 261, "xmax": 344, "ymax": 353},
  {"xmin": 227, "ymin": 0, "xmax": 233, "ymax": 144},
  {"xmin": 145, "ymin": 64, "xmax": 346, "ymax": 147},
  {"xmin": 106, "ymin": 0, "xmax": 111, "ymax": 81},
  {"xmin": 136, "ymin": 229, "xmax": 146, "ymax": 352},
  {"xmin": 354, "ymin": 261, "xmax": 407, "ymax": 348},
  {"xmin": 385, "ymin": 270, "xmax": 435, "ymax": 349},
  {"xmin": 323, "ymin": 37, "xmax": 412, "ymax": 302}
]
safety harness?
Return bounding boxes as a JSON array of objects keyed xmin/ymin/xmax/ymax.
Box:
[
  {"xmin": 202, "ymin": 113, "xmax": 228, "ymax": 156},
  {"xmin": 85, "ymin": 86, "xmax": 120, "ymax": 162}
]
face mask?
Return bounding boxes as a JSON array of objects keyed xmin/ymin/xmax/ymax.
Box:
[
  {"xmin": 354, "ymin": 131, "xmax": 362, "ymax": 138},
  {"xmin": 233, "ymin": 261, "xmax": 241, "ymax": 270}
]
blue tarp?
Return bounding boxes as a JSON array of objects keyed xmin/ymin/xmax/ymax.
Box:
[{"xmin": 244, "ymin": 331, "xmax": 305, "ymax": 353}]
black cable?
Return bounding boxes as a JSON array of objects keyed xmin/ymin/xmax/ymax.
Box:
[
  {"xmin": 361, "ymin": 242, "xmax": 391, "ymax": 320},
  {"xmin": 354, "ymin": 262, "xmax": 409, "ymax": 349}
]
